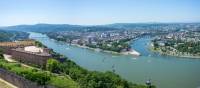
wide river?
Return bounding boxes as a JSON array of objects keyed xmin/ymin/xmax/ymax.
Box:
[{"xmin": 29, "ymin": 32, "xmax": 200, "ymax": 88}]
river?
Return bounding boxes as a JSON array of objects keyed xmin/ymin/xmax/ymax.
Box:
[{"xmin": 29, "ymin": 32, "xmax": 200, "ymax": 88}]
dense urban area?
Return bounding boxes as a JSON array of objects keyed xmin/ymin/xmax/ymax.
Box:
[
  {"xmin": 44, "ymin": 23, "xmax": 200, "ymax": 56},
  {"xmin": 151, "ymin": 25, "xmax": 200, "ymax": 58}
]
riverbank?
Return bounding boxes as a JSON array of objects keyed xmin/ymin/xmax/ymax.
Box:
[
  {"xmin": 44, "ymin": 33, "xmax": 141, "ymax": 56},
  {"xmin": 29, "ymin": 32, "xmax": 200, "ymax": 88},
  {"xmin": 121, "ymin": 49, "xmax": 140, "ymax": 56},
  {"xmin": 70, "ymin": 43, "xmax": 140, "ymax": 56},
  {"xmin": 149, "ymin": 43, "xmax": 200, "ymax": 59}
]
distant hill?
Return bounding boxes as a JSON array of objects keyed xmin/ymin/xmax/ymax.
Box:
[
  {"xmin": 105, "ymin": 23, "xmax": 195, "ymax": 30},
  {"xmin": 0, "ymin": 30, "xmax": 13, "ymax": 42},
  {"xmin": 0, "ymin": 30, "xmax": 29, "ymax": 42},
  {"xmin": 2, "ymin": 24, "xmax": 121, "ymax": 33},
  {"xmin": 1, "ymin": 24, "xmax": 82, "ymax": 32},
  {"xmin": 2, "ymin": 23, "xmax": 199, "ymax": 32}
]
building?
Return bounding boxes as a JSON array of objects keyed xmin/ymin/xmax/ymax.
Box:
[
  {"xmin": 0, "ymin": 39, "xmax": 35, "ymax": 54},
  {"xmin": 11, "ymin": 46, "xmax": 52, "ymax": 67},
  {"xmin": 0, "ymin": 40, "xmax": 52, "ymax": 67}
]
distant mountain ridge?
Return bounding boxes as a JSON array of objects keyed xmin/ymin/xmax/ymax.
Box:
[
  {"xmin": 1, "ymin": 23, "xmax": 199, "ymax": 32},
  {"xmin": 2, "ymin": 23, "xmax": 121, "ymax": 32},
  {"xmin": 105, "ymin": 23, "xmax": 200, "ymax": 30},
  {"xmin": 1, "ymin": 24, "xmax": 83, "ymax": 32}
]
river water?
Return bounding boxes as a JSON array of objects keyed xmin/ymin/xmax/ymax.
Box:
[{"xmin": 29, "ymin": 32, "xmax": 200, "ymax": 88}]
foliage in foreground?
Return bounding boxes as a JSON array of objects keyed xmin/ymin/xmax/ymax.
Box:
[
  {"xmin": 48, "ymin": 52, "xmax": 156, "ymax": 88},
  {"xmin": 0, "ymin": 59, "xmax": 79, "ymax": 88}
]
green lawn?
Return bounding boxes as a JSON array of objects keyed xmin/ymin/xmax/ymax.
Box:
[{"xmin": 0, "ymin": 59, "xmax": 79, "ymax": 88}]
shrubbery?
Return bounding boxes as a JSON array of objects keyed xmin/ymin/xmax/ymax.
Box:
[
  {"xmin": 0, "ymin": 59, "xmax": 79, "ymax": 88},
  {"xmin": 0, "ymin": 48, "xmax": 3, "ymax": 59},
  {"xmin": 48, "ymin": 51, "xmax": 153, "ymax": 88}
]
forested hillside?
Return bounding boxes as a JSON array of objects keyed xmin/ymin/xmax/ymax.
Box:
[{"xmin": 0, "ymin": 30, "xmax": 29, "ymax": 42}]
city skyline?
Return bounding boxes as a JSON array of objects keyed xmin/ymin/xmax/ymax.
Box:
[{"xmin": 0, "ymin": 0, "xmax": 200, "ymax": 26}]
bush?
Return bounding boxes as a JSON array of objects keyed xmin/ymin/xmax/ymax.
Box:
[
  {"xmin": 46, "ymin": 58, "xmax": 60, "ymax": 73},
  {"xmin": 53, "ymin": 56, "xmax": 148, "ymax": 88},
  {"xmin": 0, "ymin": 48, "xmax": 4, "ymax": 59},
  {"xmin": 49, "ymin": 76, "xmax": 79, "ymax": 88},
  {"xmin": 0, "ymin": 59, "xmax": 78, "ymax": 87}
]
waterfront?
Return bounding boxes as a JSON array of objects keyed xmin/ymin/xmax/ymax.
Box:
[{"xmin": 29, "ymin": 32, "xmax": 200, "ymax": 88}]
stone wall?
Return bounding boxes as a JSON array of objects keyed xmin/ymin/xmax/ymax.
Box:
[
  {"xmin": 0, "ymin": 47, "xmax": 13, "ymax": 55},
  {"xmin": 0, "ymin": 68, "xmax": 54, "ymax": 88},
  {"xmin": 11, "ymin": 49, "xmax": 51, "ymax": 67}
]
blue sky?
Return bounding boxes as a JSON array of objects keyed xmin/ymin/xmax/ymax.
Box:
[{"xmin": 0, "ymin": 0, "xmax": 199, "ymax": 26}]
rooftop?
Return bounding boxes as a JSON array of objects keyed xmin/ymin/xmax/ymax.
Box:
[
  {"xmin": 12, "ymin": 46, "xmax": 51, "ymax": 56},
  {"xmin": 24, "ymin": 46, "xmax": 43, "ymax": 53}
]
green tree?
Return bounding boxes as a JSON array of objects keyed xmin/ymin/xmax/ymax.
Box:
[
  {"xmin": 46, "ymin": 58, "xmax": 60, "ymax": 73},
  {"xmin": 0, "ymin": 48, "xmax": 3, "ymax": 59}
]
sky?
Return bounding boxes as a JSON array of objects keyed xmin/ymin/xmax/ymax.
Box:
[{"xmin": 0, "ymin": 0, "xmax": 200, "ymax": 26}]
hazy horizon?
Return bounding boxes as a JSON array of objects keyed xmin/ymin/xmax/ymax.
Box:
[
  {"xmin": 0, "ymin": 0, "xmax": 200, "ymax": 26},
  {"xmin": 1, "ymin": 22, "xmax": 200, "ymax": 27}
]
